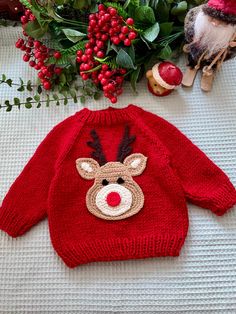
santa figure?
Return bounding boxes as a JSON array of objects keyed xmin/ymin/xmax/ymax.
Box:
[
  {"xmin": 182, "ymin": 0, "xmax": 236, "ymax": 91},
  {"xmin": 146, "ymin": 61, "xmax": 183, "ymax": 97}
]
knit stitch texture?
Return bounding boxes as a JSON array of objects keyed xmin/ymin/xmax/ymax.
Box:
[{"xmin": 0, "ymin": 105, "xmax": 235, "ymax": 268}]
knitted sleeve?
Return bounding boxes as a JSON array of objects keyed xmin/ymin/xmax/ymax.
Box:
[
  {"xmin": 0, "ymin": 115, "xmax": 78, "ymax": 237},
  {"xmin": 141, "ymin": 109, "xmax": 236, "ymax": 216}
]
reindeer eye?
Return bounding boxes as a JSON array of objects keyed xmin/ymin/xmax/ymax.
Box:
[
  {"xmin": 102, "ymin": 179, "xmax": 109, "ymax": 186},
  {"xmin": 117, "ymin": 177, "xmax": 125, "ymax": 184}
]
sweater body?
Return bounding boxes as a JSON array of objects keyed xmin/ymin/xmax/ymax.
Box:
[
  {"xmin": 48, "ymin": 119, "xmax": 188, "ymax": 267},
  {"xmin": 0, "ymin": 105, "xmax": 235, "ymax": 267}
]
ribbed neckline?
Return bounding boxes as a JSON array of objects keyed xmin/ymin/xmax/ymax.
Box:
[{"xmin": 76, "ymin": 104, "xmax": 141, "ymax": 125}]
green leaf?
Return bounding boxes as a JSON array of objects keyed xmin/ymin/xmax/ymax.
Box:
[
  {"xmin": 135, "ymin": 6, "xmax": 155, "ymax": 24},
  {"xmin": 159, "ymin": 44, "xmax": 172, "ymax": 59},
  {"xmin": 116, "ymin": 49, "xmax": 137, "ymax": 70},
  {"xmin": 17, "ymin": 86, "xmax": 25, "ymax": 92},
  {"xmin": 64, "ymin": 97, "xmax": 68, "ymax": 105},
  {"xmin": 53, "ymin": 94, "xmax": 59, "ymax": 101},
  {"xmin": 93, "ymin": 92, "xmax": 101, "ymax": 100},
  {"xmin": 62, "ymin": 29, "xmax": 86, "ymax": 43},
  {"xmin": 13, "ymin": 98, "xmax": 20, "ymax": 106},
  {"xmin": 36, "ymin": 102, "xmax": 41, "ymax": 108},
  {"xmin": 25, "ymin": 102, "xmax": 32, "ymax": 109},
  {"xmin": 160, "ymin": 22, "xmax": 173, "ymax": 36},
  {"xmin": 5, "ymin": 79, "xmax": 12, "ymax": 87},
  {"xmin": 27, "ymin": 80, "xmax": 32, "ymax": 91},
  {"xmin": 34, "ymin": 95, "xmax": 40, "ymax": 102},
  {"xmin": 1, "ymin": 74, "xmax": 6, "ymax": 81},
  {"xmin": 80, "ymin": 95, "xmax": 86, "ymax": 104},
  {"xmin": 130, "ymin": 66, "xmax": 141, "ymax": 92},
  {"xmin": 171, "ymin": 1, "xmax": 188, "ymax": 16},
  {"xmin": 25, "ymin": 20, "xmax": 48, "ymax": 39},
  {"xmin": 37, "ymin": 85, "xmax": 42, "ymax": 94},
  {"xmin": 46, "ymin": 95, "xmax": 50, "ymax": 107},
  {"xmin": 143, "ymin": 22, "xmax": 160, "ymax": 42}
]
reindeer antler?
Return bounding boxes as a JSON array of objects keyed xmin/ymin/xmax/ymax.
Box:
[
  {"xmin": 87, "ymin": 130, "xmax": 107, "ymax": 166},
  {"xmin": 117, "ymin": 126, "xmax": 136, "ymax": 163}
]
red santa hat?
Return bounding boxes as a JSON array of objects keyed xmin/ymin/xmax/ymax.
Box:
[
  {"xmin": 203, "ymin": 0, "xmax": 236, "ymax": 24},
  {"xmin": 152, "ymin": 62, "xmax": 183, "ymax": 91}
]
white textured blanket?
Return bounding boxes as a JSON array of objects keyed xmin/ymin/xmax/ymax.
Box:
[{"xmin": 0, "ymin": 26, "xmax": 235, "ymax": 313}]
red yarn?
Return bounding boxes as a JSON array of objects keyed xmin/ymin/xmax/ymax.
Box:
[
  {"xmin": 208, "ymin": 0, "xmax": 236, "ymax": 15},
  {"xmin": 0, "ymin": 105, "xmax": 235, "ymax": 268}
]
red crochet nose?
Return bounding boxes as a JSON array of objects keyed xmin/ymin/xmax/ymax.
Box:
[{"xmin": 106, "ymin": 192, "xmax": 121, "ymax": 207}]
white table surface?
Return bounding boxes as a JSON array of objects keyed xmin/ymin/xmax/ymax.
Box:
[{"xmin": 0, "ymin": 26, "xmax": 236, "ymax": 314}]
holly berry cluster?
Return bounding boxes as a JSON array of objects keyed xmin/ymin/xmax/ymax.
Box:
[
  {"xmin": 15, "ymin": 10, "xmax": 63, "ymax": 90},
  {"xmin": 20, "ymin": 8, "xmax": 36, "ymax": 25},
  {"xmin": 76, "ymin": 4, "xmax": 137, "ymax": 103}
]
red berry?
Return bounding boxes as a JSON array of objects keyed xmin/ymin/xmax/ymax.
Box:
[
  {"xmin": 76, "ymin": 56, "xmax": 81, "ymax": 63},
  {"xmin": 35, "ymin": 52, "xmax": 42, "ymax": 59},
  {"xmin": 101, "ymin": 34, "xmax": 108, "ymax": 41},
  {"xmin": 97, "ymin": 51, "xmax": 105, "ymax": 58},
  {"xmin": 81, "ymin": 73, "xmax": 89, "ymax": 80},
  {"xmin": 15, "ymin": 39, "xmax": 24, "ymax": 48},
  {"xmin": 108, "ymin": 7, "xmax": 117, "ymax": 16},
  {"xmin": 121, "ymin": 26, "xmax": 129, "ymax": 34},
  {"xmin": 96, "ymin": 41, "xmax": 104, "ymax": 49},
  {"xmin": 119, "ymin": 69, "xmax": 127, "ymax": 75},
  {"xmin": 119, "ymin": 33, "xmax": 126, "ymax": 41},
  {"xmin": 20, "ymin": 45, "xmax": 27, "ymax": 51},
  {"xmin": 29, "ymin": 60, "xmax": 36, "ymax": 67},
  {"xmin": 105, "ymin": 71, "xmax": 112, "ymax": 78},
  {"xmin": 53, "ymin": 51, "xmax": 61, "ymax": 59},
  {"xmin": 104, "ymin": 13, "xmax": 110, "ymax": 21},
  {"xmin": 124, "ymin": 38, "xmax": 131, "ymax": 46},
  {"xmin": 34, "ymin": 40, "xmax": 41, "ymax": 48},
  {"xmin": 112, "ymin": 37, "xmax": 121, "ymax": 45},
  {"xmin": 26, "ymin": 47, "xmax": 31, "ymax": 53},
  {"xmin": 83, "ymin": 64, "xmax": 91, "ymax": 71},
  {"xmin": 98, "ymin": 4, "xmax": 105, "ymax": 11},
  {"xmin": 81, "ymin": 55, "xmax": 88, "ymax": 62},
  {"xmin": 128, "ymin": 31, "xmax": 137, "ymax": 40},
  {"xmin": 85, "ymin": 48, "xmax": 93, "ymax": 55},
  {"xmin": 89, "ymin": 19, "xmax": 96, "ymax": 27},
  {"xmin": 38, "ymin": 71, "xmax": 45, "ymax": 79},
  {"xmin": 34, "ymin": 64, "xmax": 41, "ymax": 70},
  {"xmin": 23, "ymin": 54, "xmax": 30, "ymax": 62},
  {"xmin": 37, "ymin": 61, "xmax": 44, "ymax": 68},
  {"xmin": 43, "ymin": 81, "xmax": 51, "ymax": 90},
  {"xmin": 110, "ymin": 96, "xmax": 117, "ymax": 103},
  {"xmin": 102, "ymin": 64, "xmax": 109, "ymax": 71},
  {"xmin": 101, "ymin": 78, "xmax": 108, "ymax": 85},
  {"xmin": 126, "ymin": 18, "xmax": 134, "ymax": 25},
  {"xmin": 111, "ymin": 20, "xmax": 118, "ymax": 27},
  {"xmin": 21, "ymin": 16, "xmax": 28, "ymax": 24},
  {"xmin": 29, "ymin": 14, "xmax": 35, "ymax": 21},
  {"xmin": 54, "ymin": 67, "xmax": 62, "ymax": 75},
  {"xmin": 25, "ymin": 9, "xmax": 31, "ymax": 17}
]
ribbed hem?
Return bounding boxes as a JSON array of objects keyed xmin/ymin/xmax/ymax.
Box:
[
  {"xmin": 0, "ymin": 206, "xmax": 33, "ymax": 237},
  {"xmin": 76, "ymin": 104, "xmax": 141, "ymax": 125},
  {"xmin": 211, "ymin": 183, "xmax": 236, "ymax": 216},
  {"xmin": 55, "ymin": 234, "xmax": 186, "ymax": 268}
]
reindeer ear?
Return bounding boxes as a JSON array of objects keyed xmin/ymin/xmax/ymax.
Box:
[
  {"xmin": 76, "ymin": 158, "xmax": 100, "ymax": 180},
  {"xmin": 123, "ymin": 153, "xmax": 147, "ymax": 176}
]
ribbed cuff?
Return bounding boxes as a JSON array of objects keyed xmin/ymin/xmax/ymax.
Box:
[
  {"xmin": 211, "ymin": 183, "xmax": 236, "ymax": 216},
  {"xmin": 0, "ymin": 206, "xmax": 32, "ymax": 237}
]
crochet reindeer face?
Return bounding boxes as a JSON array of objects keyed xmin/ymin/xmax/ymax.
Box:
[{"xmin": 76, "ymin": 127, "xmax": 147, "ymax": 220}]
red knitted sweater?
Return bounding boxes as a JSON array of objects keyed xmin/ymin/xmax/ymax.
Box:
[{"xmin": 0, "ymin": 105, "xmax": 235, "ymax": 267}]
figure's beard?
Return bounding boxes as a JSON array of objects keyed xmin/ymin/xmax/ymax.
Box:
[{"xmin": 193, "ymin": 11, "xmax": 235, "ymax": 57}]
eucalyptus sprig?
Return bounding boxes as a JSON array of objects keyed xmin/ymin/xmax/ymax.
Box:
[{"xmin": 0, "ymin": 74, "xmax": 101, "ymax": 112}]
